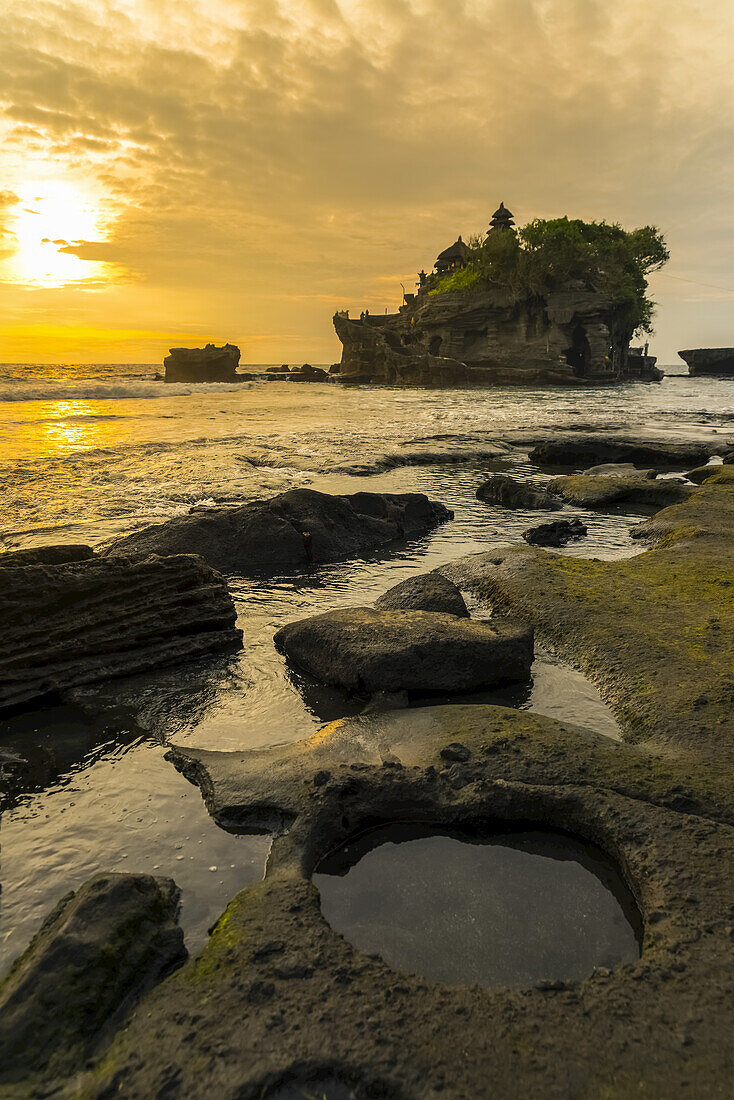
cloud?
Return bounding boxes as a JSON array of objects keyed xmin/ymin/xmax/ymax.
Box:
[{"xmin": 1, "ymin": 0, "xmax": 733, "ymax": 359}]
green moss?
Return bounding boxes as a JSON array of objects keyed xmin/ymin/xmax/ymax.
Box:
[{"xmin": 428, "ymin": 266, "xmax": 481, "ymax": 295}]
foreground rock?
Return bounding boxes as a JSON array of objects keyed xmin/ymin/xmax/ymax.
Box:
[
  {"xmin": 679, "ymin": 347, "xmax": 734, "ymax": 376},
  {"xmin": 275, "ymin": 607, "xmax": 532, "ymax": 693},
  {"xmin": 375, "ymin": 573, "xmax": 469, "ymax": 617},
  {"xmin": 163, "ymin": 342, "xmax": 240, "ymax": 383},
  {"xmin": 476, "ymin": 474, "xmax": 558, "ymax": 510},
  {"xmin": 523, "ymin": 518, "xmax": 587, "ymax": 547},
  {"xmin": 106, "ymin": 489, "xmax": 452, "ymax": 573},
  {"xmin": 548, "ymin": 474, "xmax": 692, "ymax": 509},
  {"xmin": 0, "ymin": 873, "xmax": 185, "ymax": 1083},
  {"xmin": 530, "ymin": 437, "xmax": 716, "ymax": 469},
  {"xmin": 0, "ymin": 549, "xmax": 241, "ymax": 711},
  {"xmin": 582, "ymin": 462, "xmax": 656, "ymax": 478}
]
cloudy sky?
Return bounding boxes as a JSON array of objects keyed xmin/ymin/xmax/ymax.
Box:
[{"xmin": 1, "ymin": 0, "xmax": 733, "ymax": 364}]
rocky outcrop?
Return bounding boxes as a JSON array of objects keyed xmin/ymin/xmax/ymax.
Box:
[
  {"xmin": 679, "ymin": 348, "xmax": 734, "ymax": 376},
  {"xmin": 106, "ymin": 489, "xmax": 452, "ymax": 573},
  {"xmin": 530, "ymin": 437, "xmax": 716, "ymax": 469},
  {"xmin": 375, "ymin": 573, "xmax": 469, "ymax": 617},
  {"xmin": 0, "ymin": 550, "xmax": 241, "ymax": 711},
  {"xmin": 286, "ymin": 363, "xmax": 330, "ymax": 382},
  {"xmin": 274, "ymin": 607, "xmax": 533, "ymax": 693},
  {"xmin": 164, "ymin": 343, "xmax": 240, "ymax": 383},
  {"xmin": 548, "ymin": 474, "xmax": 692, "ymax": 509},
  {"xmin": 522, "ymin": 518, "xmax": 587, "ymax": 546},
  {"xmin": 333, "ymin": 281, "xmax": 660, "ymax": 387},
  {"xmin": 477, "ymin": 474, "xmax": 559, "ymax": 510},
  {"xmin": 0, "ymin": 873, "xmax": 185, "ymax": 1083}
]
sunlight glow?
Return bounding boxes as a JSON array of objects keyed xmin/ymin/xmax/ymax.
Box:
[{"xmin": 6, "ymin": 180, "xmax": 114, "ymax": 289}]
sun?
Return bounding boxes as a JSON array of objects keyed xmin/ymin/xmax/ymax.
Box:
[{"xmin": 5, "ymin": 179, "xmax": 114, "ymax": 288}]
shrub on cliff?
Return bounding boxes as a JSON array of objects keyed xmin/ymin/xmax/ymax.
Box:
[{"xmin": 431, "ymin": 216, "xmax": 669, "ymax": 336}]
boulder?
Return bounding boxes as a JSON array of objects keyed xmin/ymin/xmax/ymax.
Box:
[
  {"xmin": 678, "ymin": 348, "xmax": 734, "ymax": 376},
  {"xmin": 0, "ymin": 550, "xmax": 241, "ymax": 712},
  {"xmin": 0, "ymin": 873, "xmax": 186, "ymax": 1082},
  {"xmin": 685, "ymin": 464, "xmax": 722, "ymax": 485},
  {"xmin": 274, "ymin": 607, "xmax": 533, "ymax": 693},
  {"xmin": 549, "ymin": 474, "xmax": 693, "ymax": 509},
  {"xmin": 522, "ymin": 518, "xmax": 588, "ymax": 547},
  {"xmin": 530, "ymin": 438, "xmax": 714, "ymax": 469},
  {"xmin": 286, "ymin": 363, "xmax": 330, "ymax": 382},
  {"xmin": 164, "ymin": 343, "xmax": 240, "ymax": 383},
  {"xmin": 375, "ymin": 573, "xmax": 469, "ymax": 617},
  {"xmin": 723, "ymin": 451, "xmax": 734, "ymax": 465},
  {"xmin": 106, "ymin": 489, "xmax": 452, "ymax": 573},
  {"xmin": 477, "ymin": 474, "xmax": 559, "ymax": 510}
]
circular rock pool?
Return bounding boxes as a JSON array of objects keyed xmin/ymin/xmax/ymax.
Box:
[{"xmin": 313, "ymin": 824, "xmax": 641, "ymax": 987}]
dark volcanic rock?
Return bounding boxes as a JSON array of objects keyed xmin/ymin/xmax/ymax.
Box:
[
  {"xmin": 0, "ymin": 873, "xmax": 186, "ymax": 1082},
  {"xmin": 375, "ymin": 573, "xmax": 469, "ymax": 617},
  {"xmin": 549, "ymin": 474, "xmax": 692, "ymax": 509},
  {"xmin": 685, "ymin": 463, "xmax": 722, "ymax": 485},
  {"xmin": 274, "ymin": 607, "xmax": 533, "ymax": 693},
  {"xmin": 679, "ymin": 348, "xmax": 734, "ymax": 376},
  {"xmin": 523, "ymin": 518, "xmax": 588, "ymax": 547},
  {"xmin": 477, "ymin": 474, "xmax": 559, "ymax": 510},
  {"xmin": 530, "ymin": 437, "xmax": 715, "ymax": 469},
  {"xmin": 286, "ymin": 363, "xmax": 330, "ymax": 382},
  {"xmin": 0, "ymin": 551, "xmax": 241, "ymax": 712},
  {"xmin": 0, "ymin": 544, "xmax": 95, "ymax": 567},
  {"xmin": 724, "ymin": 452, "xmax": 734, "ymax": 465},
  {"xmin": 164, "ymin": 342, "xmax": 240, "ymax": 383},
  {"xmin": 106, "ymin": 489, "xmax": 452, "ymax": 573}
]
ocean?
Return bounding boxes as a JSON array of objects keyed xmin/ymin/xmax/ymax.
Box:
[{"xmin": 1, "ymin": 363, "xmax": 733, "ymax": 974}]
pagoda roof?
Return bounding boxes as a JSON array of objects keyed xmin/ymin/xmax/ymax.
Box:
[
  {"xmin": 491, "ymin": 202, "xmax": 514, "ymax": 220},
  {"xmin": 436, "ymin": 235, "xmax": 469, "ymax": 263}
]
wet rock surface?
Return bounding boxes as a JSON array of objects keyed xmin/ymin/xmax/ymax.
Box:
[
  {"xmin": 374, "ymin": 573, "xmax": 469, "ymax": 617},
  {"xmin": 274, "ymin": 607, "xmax": 533, "ymax": 693},
  {"xmin": 0, "ymin": 550, "xmax": 241, "ymax": 712},
  {"xmin": 679, "ymin": 347, "xmax": 734, "ymax": 376},
  {"xmin": 476, "ymin": 473, "xmax": 559, "ymax": 510},
  {"xmin": 530, "ymin": 437, "xmax": 717, "ymax": 469},
  {"xmin": 523, "ymin": 518, "xmax": 588, "ymax": 546},
  {"xmin": 548, "ymin": 473, "xmax": 692, "ymax": 509},
  {"xmin": 106, "ymin": 489, "xmax": 452, "ymax": 573},
  {"xmin": 0, "ymin": 873, "xmax": 186, "ymax": 1083}
]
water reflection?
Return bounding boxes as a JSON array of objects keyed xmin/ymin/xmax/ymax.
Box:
[{"xmin": 315, "ymin": 824, "xmax": 642, "ymax": 987}]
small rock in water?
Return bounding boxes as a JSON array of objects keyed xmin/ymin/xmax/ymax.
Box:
[
  {"xmin": 523, "ymin": 518, "xmax": 588, "ymax": 547},
  {"xmin": 375, "ymin": 573, "xmax": 469, "ymax": 617},
  {"xmin": 477, "ymin": 474, "xmax": 559, "ymax": 510}
]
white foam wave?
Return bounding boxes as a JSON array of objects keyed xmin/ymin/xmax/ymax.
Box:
[{"xmin": 0, "ymin": 380, "xmax": 251, "ymax": 403}]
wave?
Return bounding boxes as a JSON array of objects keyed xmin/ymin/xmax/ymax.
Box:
[{"xmin": 0, "ymin": 380, "xmax": 251, "ymax": 402}]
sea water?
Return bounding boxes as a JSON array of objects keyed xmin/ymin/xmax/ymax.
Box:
[{"xmin": 1, "ymin": 363, "xmax": 732, "ymax": 972}]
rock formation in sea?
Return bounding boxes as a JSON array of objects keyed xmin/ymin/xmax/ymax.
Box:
[
  {"xmin": 333, "ymin": 205, "xmax": 667, "ymax": 386},
  {"xmin": 164, "ymin": 342, "xmax": 241, "ymax": 382},
  {"xmin": 678, "ymin": 348, "xmax": 734, "ymax": 376},
  {"xmin": 106, "ymin": 488, "xmax": 452, "ymax": 573},
  {"xmin": 0, "ymin": 547, "xmax": 241, "ymax": 711},
  {"xmin": 274, "ymin": 607, "xmax": 533, "ymax": 693}
]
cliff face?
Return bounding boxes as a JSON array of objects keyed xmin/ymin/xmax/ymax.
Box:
[
  {"xmin": 334, "ymin": 283, "xmax": 658, "ymax": 386},
  {"xmin": 679, "ymin": 348, "xmax": 734, "ymax": 377},
  {"xmin": 164, "ymin": 343, "xmax": 240, "ymax": 383}
]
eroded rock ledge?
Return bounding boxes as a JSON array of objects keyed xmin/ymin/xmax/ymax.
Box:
[
  {"xmin": 0, "ymin": 547, "xmax": 241, "ymax": 712},
  {"xmin": 106, "ymin": 489, "xmax": 452, "ymax": 573}
]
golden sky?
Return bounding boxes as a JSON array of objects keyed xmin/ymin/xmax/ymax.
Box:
[{"xmin": 1, "ymin": 0, "xmax": 733, "ymax": 364}]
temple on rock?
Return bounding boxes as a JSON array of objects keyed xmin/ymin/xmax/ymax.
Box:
[{"xmin": 332, "ymin": 202, "xmax": 662, "ymax": 387}]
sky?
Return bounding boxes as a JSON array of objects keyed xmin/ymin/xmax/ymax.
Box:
[{"xmin": 1, "ymin": 0, "xmax": 733, "ymax": 365}]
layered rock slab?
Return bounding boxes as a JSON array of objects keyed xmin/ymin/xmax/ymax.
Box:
[
  {"xmin": 274, "ymin": 607, "xmax": 532, "ymax": 693},
  {"xmin": 0, "ymin": 550, "xmax": 241, "ymax": 711},
  {"xmin": 530, "ymin": 437, "xmax": 716, "ymax": 469},
  {"xmin": 164, "ymin": 342, "xmax": 240, "ymax": 383},
  {"xmin": 106, "ymin": 489, "xmax": 452, "ymax": 573},
  {"xmin": 0, "ymin": 872, "xmax": 186, "ymax": 1083}
]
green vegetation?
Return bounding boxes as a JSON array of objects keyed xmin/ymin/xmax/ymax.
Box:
[{"xmin": 430, "ymin": 216, "xmax": 669, "ymax": 337}]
